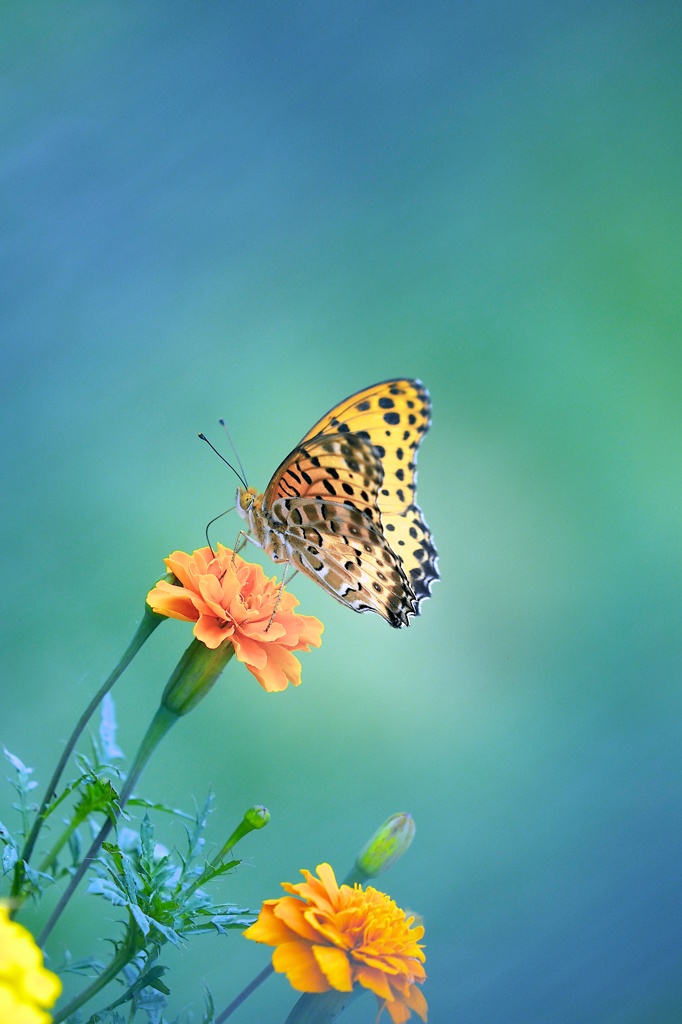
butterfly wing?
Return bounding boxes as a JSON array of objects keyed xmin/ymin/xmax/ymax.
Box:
[
  {"xmin": 261, "ymin": 379, "xmax": 438, "ymax": 622},
  {"xmin": 279, "ymin": 379, "xmax": 439, "ymax": 608},
  {"xmin": 264, "ymin": 431, "xmax": 383, "ymax": 524},
  {"xmin": 268, "ymin": 495, "xmax": 417, "ymax": 627}
]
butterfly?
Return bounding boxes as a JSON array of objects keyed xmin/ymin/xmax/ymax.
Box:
[{"xmin": 235, "ymin": 379, "xmax": 438, "ymax": 627}]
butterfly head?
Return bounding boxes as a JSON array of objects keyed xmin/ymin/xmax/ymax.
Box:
[{"xmin": 237, "ymin": 486, "xmax": 263, "ymax": 515}]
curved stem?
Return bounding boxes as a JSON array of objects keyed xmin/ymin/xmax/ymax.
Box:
[
  {"xmin": 214, "ymin": 963, "xmax": 274, "ymax": 1023},
  {"xmin": 12, "ymin": 608, "xmax": 163, "ymax": 902},
  {"xmin": 51, "ymin": 926, "xmax": 138, "ymax": 1024},
  {"xmin": 38, "ymin": 706, "xmax": 178, "ymax": 946}
]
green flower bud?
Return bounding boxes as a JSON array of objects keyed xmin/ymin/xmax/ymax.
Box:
[
  {"xmin": 219, "ymin": 805, "xmax": 271, "ymax": 856},
  {"xmin": 161, "ymin": 637, "xmax": 235, "ymax": 716},
  {"xmin": 244, "ymin": 804, "xmax": 271, "ymax": 830},
  {"xmin": 353, "ymin": 812, "xmax": 415, "ymax": 881}
]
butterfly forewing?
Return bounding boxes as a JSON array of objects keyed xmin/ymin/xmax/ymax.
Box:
[
  {"xmin": 293, "ymin": 378, "xmax": 439, "ymax": 610},
  {"xmin": 264, "ymin": 432, "xmax": 384, "ymax": 525},
  {"xmin": 298, "ymin": 379, "xmax": 430, "ymax": 508}
]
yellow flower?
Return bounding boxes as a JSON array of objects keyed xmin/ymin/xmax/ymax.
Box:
[
  {"xmin": 0, "ymin": 904, "xmax": 62, "ymax": 1023},
  {"xmin": 146, "ymin": 545, "xmax": 323, "ymax": 692},
  {"xmin": 243, "ymin": 863, "xmax": 427, "ymax": 1023}
]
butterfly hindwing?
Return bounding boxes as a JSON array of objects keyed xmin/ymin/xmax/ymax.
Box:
[{"xmin": 268, "ymin": 496, "xmax": 417, "ymax": 627}]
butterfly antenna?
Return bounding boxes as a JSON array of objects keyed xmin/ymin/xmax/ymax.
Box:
[
  {"xmin": 198, "ymin": 433, "xmax": 248, "ymax": 489},
  {"xmin": 204, "ymin": 506, "xmax": 236, "ymax": 554},
  {"xmin": 219, "ymin": 418, "xmax": 249, "ymax": 488}
]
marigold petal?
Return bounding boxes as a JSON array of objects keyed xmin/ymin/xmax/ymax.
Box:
[
  {"xmin": 274, "ymin": 898, "xmax": 322, "ymax": 942},
  {"xmin": 22, "ymin": 968, "xmax": 62, "ymax": 1006},
  {"xmin": 0, "ymin": 905, "xmax": 61, "ymax": 1021},
  {"xmin": 271, "ymin": 611, "xmax": 324, "ymax": 650},
  {"xmin": 230, "ymin": 632, "xmax": 269, "ymax": 671},
  {"xmin": 355, "ymin": 964, "xmax": 393, "ymax": 1001},
  {"xmin": 315, "ymin": 863, "xmax": 341, "ymax": 903},
  {"xmin": 355, "ymin": 948, "xmax": 425, "ymax": 979},
  {"xmin": 262, "ymin": 644, "xmax": 305, "ymax": 687},
  {"xmin": 272, "ymin": 941, "xmax": 329, "ymax": 992},
  {"xmin": 242, "ymin": 901, "xmax": 299, "ymax": 946},
  {"xmin": 146, "ymin": 580, "xmax": 199, "ymax": 622},
  {"xmin": 236, "ymin": 641, "xmax": 304, "ymax": 692},
  {"xmin": 382, "ymin": 998, "xmax": 412, "ymax": 1024},
  {"xmin": 403, "ymin": 984, "xmax": 428, "ymax": 1021},
  {"xmin": 303, "ymin": 910, "xmax": 350, "ymax": 951},
  {"xmin": 163, "ymin": 550, "xmax": 199, "ymax": 587},
  {"xmin": 312, "ymin": 945, "xmax": 353, "ymax": 992},
  {"xmin": 285, "ymin": 866, "xmax": 337, "ymax": 911},
  {"xmin": 0, "ymin": 988, "xmax": 50, "ymax": 1024}
]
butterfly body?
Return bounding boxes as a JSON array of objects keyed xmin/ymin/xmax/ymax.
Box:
[{"xmin": 235, "ymin": 380, "xmax": 438, "ymax": 627}]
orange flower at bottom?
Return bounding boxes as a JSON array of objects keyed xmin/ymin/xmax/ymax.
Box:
[
  {"xmin": 244, "ymin": 863, "xmax": 427, "ymax": 1023},
  {"xmin": 146, "ymin": 545, "xmax": 323, "ymax": 692}
]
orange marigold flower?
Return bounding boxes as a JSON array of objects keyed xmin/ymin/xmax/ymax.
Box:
[
  {"xmin": 243, "ymin": 863, "xmax": 427, "ymax": 1023},
  {"xmin": 146, "ymin": 545, "xmax": 323, "ymax": 692}
]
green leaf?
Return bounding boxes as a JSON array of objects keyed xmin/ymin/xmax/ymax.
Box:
[
  {"xmin": 130, "ymin": 903, "xmax": 151, "ymax": 937},
  {"xmin": 140, "ymin": 813, "xmax": 155, "ymax": 869},
  {"xmin": 202, "ymin": 987, "xmax": 215, "ymax": 1023},
  {"xmin": 68, "ymin": 827, "xmax": 82, "ymax": 865},
  {"xmin": 2, "ymin": 844, "xmax": 18, "ymax": 874},
  {"xmin": 127, "ymin": 797, "xmax": 194, "ymax": 820},
  {"xmin": 3, "ymin": 748, "xmax": 32, "ymax": 775},
  {"xmin": 74, "ymin": 777, "xmax": 121, "ymax": 824},
  {"xmin": 105, "ymin": 963, "xmax": 170, "ymax": 1013},
  {"xmin": 99, "ymin": 693, "xmax": 125, "ymax": 761},
  {"xmin": 86, "ymin": 1011, "xmax": 127, "ymax": 1024},
  {"xmin": 59, "ymin": 953, "xmax": 106, "ymax": 976}
]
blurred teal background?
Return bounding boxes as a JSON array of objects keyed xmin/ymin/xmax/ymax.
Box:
[{"xmin": 2, "ymin": 2, "xmax": 681, "ymax": 1021}]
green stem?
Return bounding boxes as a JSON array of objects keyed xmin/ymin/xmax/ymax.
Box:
[
  {"xmin": 37, "ymin": 817, "xmax": 81, "ymax": 876},
  {"xmin": 51, "ymin": 925, "xmax": 139, "ymax": 1024},
  {"xmin": 284, "ymin": 989, "xmax": 359, "ymax": 1023},
  {"xmin": 11, "ymin": 607, "xmax": 163, "ymax": 902},
  {"xmin": 38, "ymin": 706, "xmax": 178, "ymax": 946},
  {"xmin": 183, "ymin": 855, "xmax": 239, "ymax": 902},
  {"xmin": 214, "ymin": 964, "xmax": 274, "ymax": 1024}
]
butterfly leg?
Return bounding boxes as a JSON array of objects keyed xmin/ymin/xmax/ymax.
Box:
[
  {"xmin": 231, "ymin": 530, "xmax": 252, "ymax": 563},
  {"xmin": 265, "ymin": 562, "xmax": 293, "ymax": 632}
]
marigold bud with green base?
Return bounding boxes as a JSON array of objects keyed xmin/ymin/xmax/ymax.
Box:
[{"xmin": 354, "ymin": 812, "xmax": 416, "ymax": 881}]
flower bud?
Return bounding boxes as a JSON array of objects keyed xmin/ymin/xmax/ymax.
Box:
[
  {"xmin": 161, "ymin": 637, "xmax": 235, "ymax": 716},
  {"xmin": 218, "ymin": 805, "xmax": 271, "ymax": 859},
  {"xmin": 244, "ymin": 804, "xmax": 271, "ymax": 830},
  {"xmin": 353, "ymin": 812, "xmax": 415, "ymax": 881}
]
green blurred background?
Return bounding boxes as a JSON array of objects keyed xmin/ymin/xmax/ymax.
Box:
[{"xmin": 2, "ymin": 2, "xmax": 681, "ymax": 1021}]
